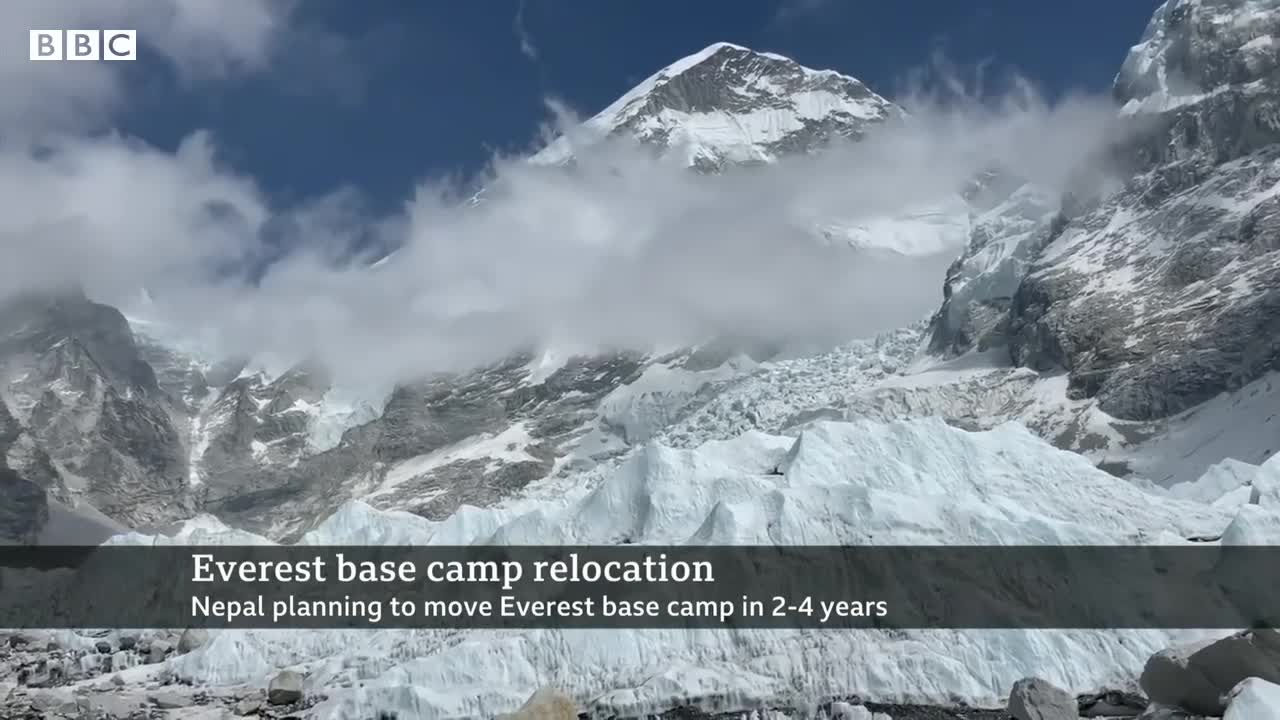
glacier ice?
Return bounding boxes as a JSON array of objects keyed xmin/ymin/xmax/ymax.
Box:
[
  {"xmin": 1226, "ymin": 678, "xmax": 1280, "ymax": 720},
  {"xmin": 101, "ymin": 416, "xmax": 1280, "ymax": 718}
]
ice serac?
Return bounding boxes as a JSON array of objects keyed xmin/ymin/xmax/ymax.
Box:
[
  {"xmin": 531, "ymin": 42, "xmax": 898, "ymax": 171},
  {"xmin": 1225, "ymin": 678, "xmax": 1280, "ymax": 720},
  {"xmin": 928, "ymin": 174, "xmax": 1064, "ymax": 357}
]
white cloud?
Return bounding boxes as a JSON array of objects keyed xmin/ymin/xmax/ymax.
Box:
[
  {"xmin": 0, "ymin": 10, "xmax": 1130, "ymax": 390},
  {"xmin": 0, "ymin": 0, "xmax": 294, "ymax": 135},
  {"xmin": 514, "ymin": 0, "xmax": 539, "ymax": 61},
  {"xmin": 0, "ymin": 131, "xmax": 268, "ymax": 301},
  {"xmin": 105, "ymin": 88, "xmax": 1127, "ymax": 387}
]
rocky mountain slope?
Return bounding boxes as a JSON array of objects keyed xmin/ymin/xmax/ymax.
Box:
[{"xmin": 921, "ymin": 0, "xmax": 1280, "ymax": 483}]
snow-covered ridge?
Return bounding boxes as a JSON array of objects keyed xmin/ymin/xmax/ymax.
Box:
[
  {"xmin": 1114, "ymin": 0, "xmax": 1280, "ymax": 115},
  {"xmin": 531, "ymin": 41, "xmax": 897, "ymax": 168},
  {"xmin": 110, "ymin": 416, "xmax": 1280, "ymax": 719}
]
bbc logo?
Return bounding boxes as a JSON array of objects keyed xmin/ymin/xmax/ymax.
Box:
[{"xmin": 29, "ymin": 30, "xmax": 137, "ymax": 61}]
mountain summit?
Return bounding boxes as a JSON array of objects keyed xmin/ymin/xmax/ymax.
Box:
[{"xmin": 532, "ymin": 42, "xmax": 898, "ymax": 170}]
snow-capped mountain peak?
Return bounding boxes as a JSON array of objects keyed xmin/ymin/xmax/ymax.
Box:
[{"xmin": 532, "ymin": 41, "xmax": 898, "ymax": 169}]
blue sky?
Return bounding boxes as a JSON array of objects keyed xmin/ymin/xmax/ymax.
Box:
[{"xmin": 116, "ymin": 0, "xmax": 1164, "ymax": 214}]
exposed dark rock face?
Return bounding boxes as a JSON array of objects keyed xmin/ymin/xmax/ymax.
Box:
[
  {"xmin": 0, "ymin": 291, "xmax": 191, "ymax": 537},
  {"xmin": 0, "ymin": 284, "xmax": 708, "ymax": 541},
  {"xmin": 0, "ymin": 466, "xmax": 46, "ymax": 544},
  {"xmin": 0, "ymin": 280, "xmax": 638, "ymax": 537},
  {"xmin": 193, "ymin": 350, "xmax": 648, "ymax": 539},
  {"xmin": 1008, "ymin": 142, "xmax": 1280, "ymax": 422},
  {"xmin": 932, "ymin": 0, "xmax": 1280, "ymax": 422}
]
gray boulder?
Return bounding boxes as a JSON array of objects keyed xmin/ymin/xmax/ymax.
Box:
[
  {"xmin": 144, "ymin": 639, "xmax": 171, "ymax": 664},
  {"xmin": 1008, "ymin": 677, "xmax": 1078, "ymax": 720},
  {"xmin": 1141, "ymin": 629, "xmax": 1280, "ymax": 715},
  {"xmin": 267, "ymin": 670, "xmax": 304, "ymax": 706},
  {"xmin": 177, "ymin": 628, "xmax": 209, "ymax": 654}
]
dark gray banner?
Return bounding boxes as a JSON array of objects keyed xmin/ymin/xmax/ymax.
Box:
[{"xmin": 0, "ymin": 545, "xmax": 1272, "ymax": 629}]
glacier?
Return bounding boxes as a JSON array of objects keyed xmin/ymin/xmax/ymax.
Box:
[{"xmin": 106, "ymin": 415, "xmax": 1280, "ymax": 719}]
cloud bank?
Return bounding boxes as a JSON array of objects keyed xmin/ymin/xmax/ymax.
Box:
[{"xmin": 0, "ymin": 5, "xmax": 1132, "ymax": 388}]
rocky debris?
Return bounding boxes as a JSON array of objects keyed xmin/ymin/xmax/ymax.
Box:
[
  {"xmin": 0, "ymin": 629, "xmax": 321, "ymax": 719},
  {"xmin": 1224, "ymin": 677, "xmax": 1280, "ymax": 720},
  {"xmin": 1140, "ymin": 628, "xmax": 1280, "ymax": 715},
  {"xmin": 1007, "ymin": 677, "xmax": 1078, "ymax": 720},
  {"xmin": 0, "ymin": 676, "xmax": 291, "ymax": 720},
  {"xmin": 5, "ymin": 632, "xmax": 34, "ymax": 648},
  {"xmin": 666, "ymin": 702, "xmax": 1003, "ymax": 720},
  {"xmin": 266, "ymin": 670, "xmax": 304, "ymax": 706},
  {"xmin": 1078, "ymin": 689, "xmax": 1148, "ymax": 717},
  {"xmin": 498, "ymin": 687, "xmax": 578, "ymax": 720},
  {"xmin": 2, "ymin": 630, "xmax": 185, "ymax": 693}
]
